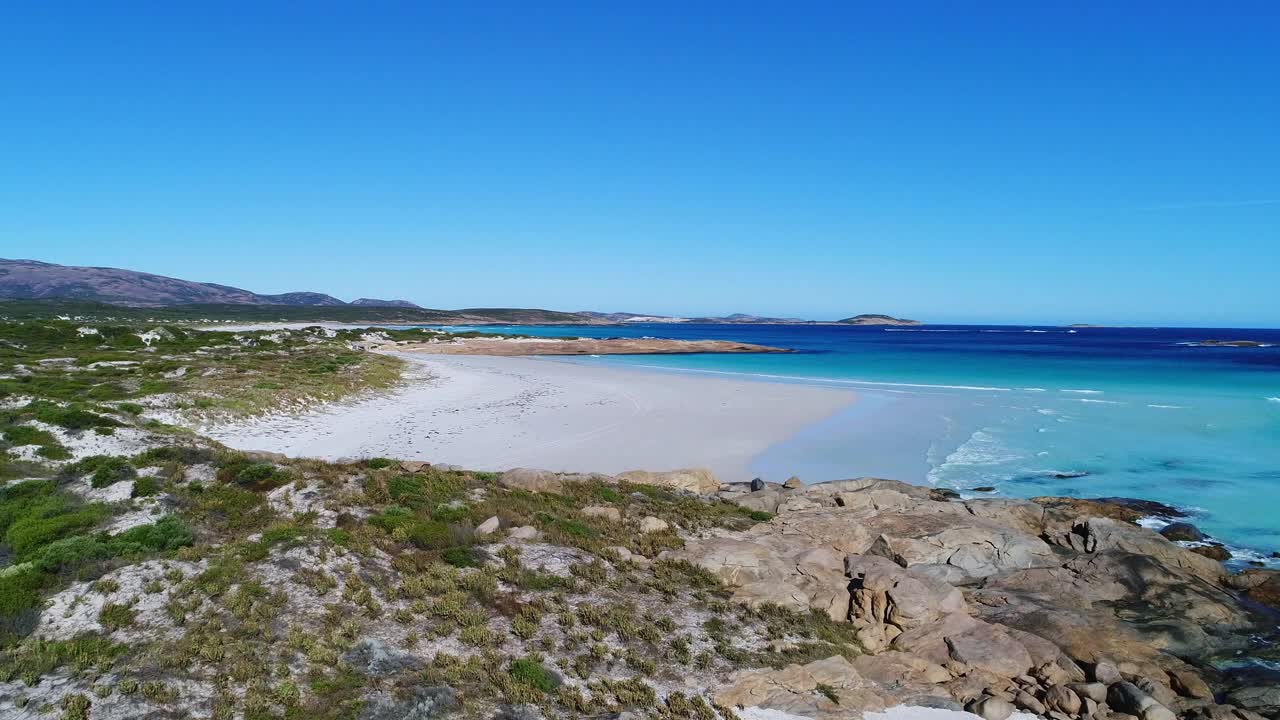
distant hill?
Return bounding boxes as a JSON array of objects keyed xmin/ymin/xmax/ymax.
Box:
[
  {"xmin": 1, "ymin": 259, "xmax": 920, "ymax": 327},
  {"xmin": 837, "ymin": 314, "xmax": 921, "ymax": 326},
  {"xmin": 0, "ymin": 259, "xmax": 346, "ymax": 307},
  {"xmin": 351, "ymin": 298, "xmax": 423, "ymax": 308}
]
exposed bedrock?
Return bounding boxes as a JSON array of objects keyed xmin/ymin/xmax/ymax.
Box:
[{"xmin": 666, "ymin": 476, "xmax": 1278, "ymax": 720}]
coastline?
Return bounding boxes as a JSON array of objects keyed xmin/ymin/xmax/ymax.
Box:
[{"xmin": 200, "ymin": 352, "xmax": 857, "ymax": 481}]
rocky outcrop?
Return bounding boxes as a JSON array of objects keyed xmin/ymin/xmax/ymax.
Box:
[
  {"xmin": 666, "ymin": 477, "xmax": 1279, "ymax": 720},
  {"xmin": 714, "ymin": 655, "xmax": 896, "ymax": 718},
  {"xmin": 616, "ymin": 468, "xmax": 722, "ymax": 496}
]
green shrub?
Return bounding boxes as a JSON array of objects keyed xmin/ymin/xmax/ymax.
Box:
[
  {"xmin": 36, "ymin": 444, "xmax": 71, "ymax": 460},
  {"xmin": 0, "ymin": 566, "xmax": 44, "ymax": 629},
  {"xmin": 508, "ymin": 657, "xmax": 559, "ymax": 693},
  {"xmin": 5, "ymin": 502, "xmax": 107, "ymax": 561},
  {"xmin": 594, "ymin": 486, "xmax": 622, "ymax": 503},
  {"xmin": 98, "ymin": 603, "xmax": 136, "ymax": 630},
  {"xmin": 555, "ymin": 519, "xmax": 595, "ymax": 539},
  {"xmin": 0, "ymin": 634, "xmax": 127, "ymax": 684},
  {"xmin": 110, "ymin": 516, "xmax": 194, "ymax": 553},
  {"xmin": 441, "ymin": 547, "xmax": 478, "ymax": 568},
  {"xmin": 365, "ymin": 457, "xmax": 393, "ymax": 469},
  {"xmin": 407, "ymin": 520, "xmax": 452, "ymax": 550},
  {"xmin": 431, "ymin": 504, "xmax": 471, "ymax": 524},
  {"xmin": 746, "ymin": 510, "xmax": 774, "ymax": 522},
  {"xmin": 131, "ymin": 476, "xmax": 160, "ymax": 498},
  {"xmin": 116, "ymin": 403, "xmax": 144, "ymax": 416},
  {"xmin": 2, "ymin": 426, "xmax": 55, "ymax": 447},
  {"xmin": 215, "ymin": 459, "xmax": 290, "ymax": 491},
  {"xmin": 90, "ymin": 457, "xmax": 136, "ymax": 488},
  {"xmin": 133, "ymin": 446, "xmax": 215, "ymax": 466},
  {"xmin": 29, "ymin": 402, "xmax": 120, "ymax": 431}
]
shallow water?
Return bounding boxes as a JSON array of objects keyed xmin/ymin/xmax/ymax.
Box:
[{"xmin": 427, "ymin": 323, "xmax": 1280, "ymax": 558}]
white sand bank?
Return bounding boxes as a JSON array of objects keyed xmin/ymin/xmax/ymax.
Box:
[{"xmin": 200, "ymin": 353, "xmax": 856, "ymax": 481}]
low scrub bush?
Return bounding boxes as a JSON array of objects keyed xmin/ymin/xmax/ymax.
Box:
[
  {"xmin": 89, "ymin": 457, "xmax": 136, "ymax": 488},
  {"xmin": 509, "ymin": 657, "xmax": 559, "ymax": 693}
]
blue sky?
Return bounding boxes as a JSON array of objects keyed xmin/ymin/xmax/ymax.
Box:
[{"xmin": 2, "ymin": 2, "xmax": 1277, "ymax": 326}]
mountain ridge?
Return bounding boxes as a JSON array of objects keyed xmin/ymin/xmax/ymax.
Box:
[{"xmin": 1, "ymin": 259, "xmax": 922, "ymax": 325}]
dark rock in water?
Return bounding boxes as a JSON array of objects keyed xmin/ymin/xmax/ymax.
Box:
[
  {"xmin": 930, "ymin": 488, "xmax": 960, "ymax": 501},
  {"xmin": 750, "ymin": 477, "xmax": 765, "ymax": 492},
  {"xmin": 1091, "ymin": 497, "xmax": 1186, "ymax": 518},
  {"xmin": 1160, "ymin": 522, "xmax": 1206, "ymax": 542},
  {"xmin": 1272, "ymin": 551, "xmax": 1280, "ymax": 559},
  {"xmin": 970, "ymin": 486, "xmax": 996, "ymax": 492},
  {"xmin": 1189, "ymin": 544, "xmax": 1231, "ymax": 561},
  {"xmin": 1053, "ymin": 471, "xmax": 1090, "ymax": 479}
]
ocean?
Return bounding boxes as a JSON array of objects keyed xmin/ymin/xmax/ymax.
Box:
[{"xmin": 439, "ymin": 323, "xmax": 1280, "ymax": 561}]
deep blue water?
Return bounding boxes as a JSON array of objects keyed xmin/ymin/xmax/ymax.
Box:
[{"xmin": 442, "ymin": 323, "xmax": 1280, "ymax": 560}]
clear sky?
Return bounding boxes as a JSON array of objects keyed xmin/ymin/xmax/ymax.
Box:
[{"xmin": 2, "ymin": 2, "xmax": 1277, "ymax": 327}]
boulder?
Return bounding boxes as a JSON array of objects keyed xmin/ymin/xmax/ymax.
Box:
[
  {"xmin": 865, "ymin": 521, "xmax": 1056, "ymax": 579},
  {"xmin": 581, "ymin": 506, "xmax": 622, "ymax": 522},
  {"xmin": 1109, "ymin": 682, "xmax": 1177, "ymax": 720},
  {"xmin": 1190, "ymin": 544, "xmax": 1231, "ymax": 561},
  {"xmin": 617, "ymin": 468, "xmax": 720, "ymax": 495},
  {"xmin": 1044, "ymin": 685, "xmax": 1082, "ymax": 715},
  {"xmin": 751, "ymin": 477, "xmax": 766, "ymax": 492},
  {"xmin": 1014, "ymin": 691, "xmax": 1046, "ymax": 715},
  {"xmin": 967, "ymin": 696, "xmax": 1015, "ymax": 720},
  {"xmin": 1229, "ymin": 569, "xmax": 1280, "ymax": 609},
  {"xmin": 1068, "ymin": 682, "xmax": 1109, "ymax": 704},
  {"xmin": 673, "ymin": 536, "xmax": 850, "ymax": 620},
  {"xmin": 507, "ymin": 526, "xmax": 542, "ymax": 542},
  {"xmin": 399, "ymin": 460, "xmax": 430, "ymax": 473},
  {"xmin": 1093, "ymin": 661, "xmax": 1124, "ymax": 685},
  {"xmin": 714, "ymin": 655, "xmax": 893, "ymax": 715},
  {"xmin": 846, "ymin": 554, "xmax": 966, "ymax": 630},
  {"xmin": 475, "ymin": 516, "xmax": 500, "ymax": 535},
  {"xmin": 1225, "ymin": 686, "xmax": 1280, "ymax": 715},
  {"xmin": 1167, "ymin": 669, "xmax": 1214, "ymax": 700},
  {"xmin": 944, "ymin": 624, "xmax": 1036, "ymax": 678},
  {"xmin": 499, "ymin": 468, "xmax": 564, "ymax": 493},
  {"xmin": 783, "ymin": 476, "xmax": 803, "ymax": 489},
  {"xmin": 637, "ymin": 516, "xmax": 669, "ymax": 533},
  {"xmin": 1160, "ymin": 522, "xmax": 1206, "ymax": 542}
]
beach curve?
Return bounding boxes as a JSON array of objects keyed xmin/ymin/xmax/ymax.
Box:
[{"xmin": 200, "ymin": 352, "xmax": 858, "ymax": 481}]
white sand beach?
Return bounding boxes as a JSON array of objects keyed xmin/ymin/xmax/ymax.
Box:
[{"xmin": 201, "ymin": 353, "xmax": 857, "ymax": 481}]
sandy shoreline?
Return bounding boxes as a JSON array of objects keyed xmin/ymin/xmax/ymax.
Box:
[{"xmin": 201, "ymin": 353, "xmax": 857, "ymax": 481}]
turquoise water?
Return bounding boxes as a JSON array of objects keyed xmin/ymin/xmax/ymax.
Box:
[{"xmin": 441, "ymin": 323, "xmax": 1280, "ymax": 559}]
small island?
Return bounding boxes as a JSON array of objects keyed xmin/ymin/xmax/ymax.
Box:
[
  {"xmin": 837, "ymin": 313, "xmax": 922, "ymax": 326},
  {"xmin": 1194, "ymin": 339, "xmax": 1268, "ymax": 348}
]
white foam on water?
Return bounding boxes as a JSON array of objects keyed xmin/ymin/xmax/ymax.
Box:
[
  {"xmin": 1062, "ymin": 389, "xmax": 1104, "ymax": 394},
  {"xmin": 927, "ymin": 428, "xmax": 1024, "ymax": 485},
  {"xmin": 1267, "ymin": 397, "xmax": 1280, "ymax": 403},
  {"xmin": 1036, "ymin": 408, "xmax": 1058, "ymax": 415},
  {"xmin": 1148, "ymin": 404, "xmax": 1186, "ymax": 409},
  {"xmin": 1078, "ymin": 398, "xmax": 1124, "ymax": 404}
]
